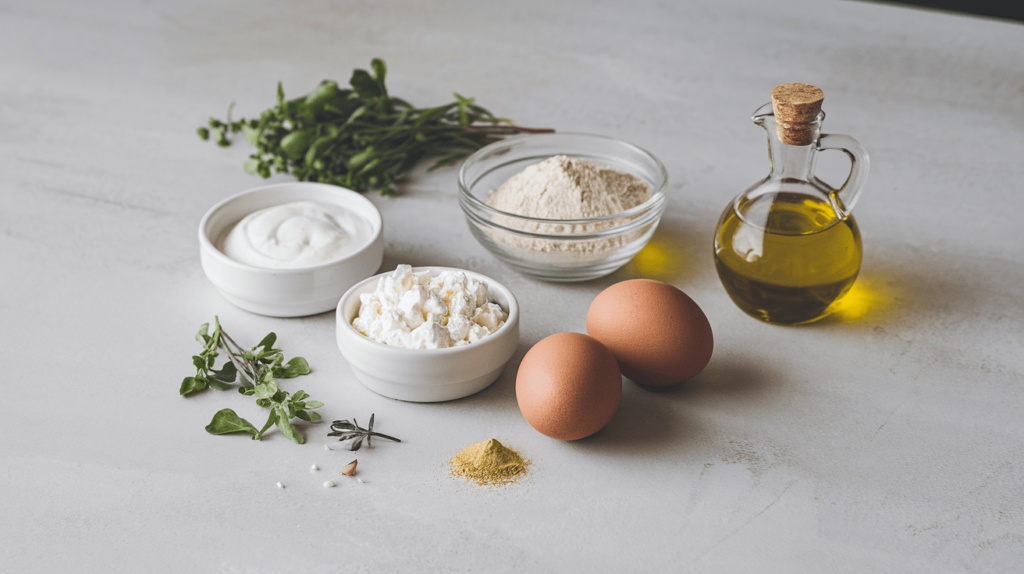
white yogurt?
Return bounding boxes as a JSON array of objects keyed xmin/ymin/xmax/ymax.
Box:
[{"xmin": 219, "ymin": 201, "xmax": 372, "ymax": 269}]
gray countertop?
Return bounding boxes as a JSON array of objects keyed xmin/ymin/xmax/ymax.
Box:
[{"xmin": 3, "ymin": 0, "xmax": 1023, "ymax": 571}]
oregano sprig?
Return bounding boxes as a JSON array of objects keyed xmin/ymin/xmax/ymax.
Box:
[
  {"xmin": 180, "ymin": 317, "xmax": 324, "ymax": 445},
  {"xmin": 179, "ymin": 321, "xmax": 237, "ymax": 395}
]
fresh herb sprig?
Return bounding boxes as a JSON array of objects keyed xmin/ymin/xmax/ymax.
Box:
[
  {"xmin": 329, "ymin": 414, "xmax": 401, "ymax": 451},
  {"xmin": 198, "ymin": 58, "xmax": 552, "ymax": 196},
  {"xmin": 180, "ymin": 317, "xmax": 323, "ymax": 445},
  {"xmin": 179, "ymin": 321, "xmax": 237, "ymax": 395}
]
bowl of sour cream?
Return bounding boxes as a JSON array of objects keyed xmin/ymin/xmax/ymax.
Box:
[{"xmin": 199, "ymin": 182, "xmax": 384, "ymax": 317}]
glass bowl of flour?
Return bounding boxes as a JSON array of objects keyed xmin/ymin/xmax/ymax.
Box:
[{"xmin": 458, "ymin": 133, "xmax": 667, "ymax": 282}]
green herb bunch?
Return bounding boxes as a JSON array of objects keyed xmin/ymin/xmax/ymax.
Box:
[
  {"xmin": 197, "ymin": 58, "xmax": 552, "ymax": 196},
  {"xmin": 180, "ymin": 317, "xmax": 323, "ymax": 444}
]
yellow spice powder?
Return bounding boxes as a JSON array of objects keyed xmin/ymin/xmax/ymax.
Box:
[{"xmin": 449, "ymin": 438, "xmax": 529, "ymax": 486}]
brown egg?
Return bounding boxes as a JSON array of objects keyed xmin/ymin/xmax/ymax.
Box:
[
  {"xmin": 516, "ymin": 332, "xmax": 621, "ymax": 440},
  {"xmin": 587, "ymin": 279, "xmax": 713, "ymax": 386}
]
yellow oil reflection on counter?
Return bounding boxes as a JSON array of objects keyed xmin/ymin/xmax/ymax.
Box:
[
  {"xmin": 826, "ymin": 276, "xmax": 893, "ymax": 322},
  {"xmin": 631, "ymin": 238, "xmax": 687, "ymax": 281}
]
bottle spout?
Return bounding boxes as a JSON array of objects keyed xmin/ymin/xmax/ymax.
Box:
[{"xmin": 752, "ymin": 103, "xmax": 773, "ymax": 129}]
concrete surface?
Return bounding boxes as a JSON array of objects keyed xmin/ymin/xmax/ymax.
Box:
[{"xmin": 2, "ymin": 0, "xmax": 1022, "ymax": 571}]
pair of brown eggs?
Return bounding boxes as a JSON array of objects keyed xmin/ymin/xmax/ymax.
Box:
[{"xmin": 516, "ymin": 279, "xmax": 714, "ymax": 440}]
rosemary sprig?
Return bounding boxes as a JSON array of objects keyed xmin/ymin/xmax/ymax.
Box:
[
  {"xmin": 198, "ymin": 57, "xmax": 553, "ymax": 196},
  {"xmin": 328, "ymin": 414, "xmax": 401, "ymax": 451}
]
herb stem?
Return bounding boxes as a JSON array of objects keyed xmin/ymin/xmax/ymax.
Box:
[{"xmin": 219, "ymin": 329, "xmax": 259, "ymax": 385}]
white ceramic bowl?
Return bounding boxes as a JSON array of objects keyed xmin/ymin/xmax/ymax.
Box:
[
  {"xmin": 335, "ymin": 267, "xmax": 520, "ymax": 402},
  {"xmin": 199, "ymin": 182, "xmax": 384, "ymax": 317}
]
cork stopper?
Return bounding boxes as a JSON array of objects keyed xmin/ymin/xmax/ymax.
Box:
[{"xmin": 770, "ymin": 83, "xmax": 824, "ymax": 145}]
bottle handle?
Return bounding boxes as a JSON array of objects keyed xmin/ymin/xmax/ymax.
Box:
[{"xmin": 817, "ymin": 133, "xmax": 870, "ymax": 217}]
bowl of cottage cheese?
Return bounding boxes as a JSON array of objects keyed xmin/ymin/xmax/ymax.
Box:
[{"xmin": 336, "ymin": 265, "xmax": 520, "ymax": 402}]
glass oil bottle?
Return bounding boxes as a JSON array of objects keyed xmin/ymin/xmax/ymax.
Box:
[{"xmin": 714, "ymin": 83, "xmax": 870, "ymax": 324}]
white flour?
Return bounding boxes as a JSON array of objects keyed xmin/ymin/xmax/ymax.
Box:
[
  {"xmin": 486, "ymin": 155, "xmax": 650, "ymax": 220},
  {"xmin": 484, "ymin": 155, "xmax": 652, "ymax": 257}
]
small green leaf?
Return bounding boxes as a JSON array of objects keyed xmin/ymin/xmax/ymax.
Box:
[
  {"xmin": 193, "ymin": 377, "xmax": 210, "ymax": 393},
  {"xmin": 347, "ymin": 147, "xmax": 376, "ymax": 170},
  {"xmin": 254, "ymin": 380, "xmax": 278, "ymax": 399},
  {"xmin": 296, "ymin": 410, "xmax": 323, "ymax": 424},
  {"xmin": 214, "ymin": 127, "xmax": 230, "ymax": 147},
  {"xmin": 207, "ymin": 378, "xmax": 234, "ymax": 391},
  {"xmin": 256, "ymin": 408, "xmax": 278, "ymax": 440},
  {"xmin": 205, "ymin": 409, "xmax": 257, "ymax": 438},
  {"xmin": 278, "ymin": 357, "xmax": 311, "ymax": 379},
  {"xmin": 371, "ymin": 58, "xmax": 387, "ymax": 83},
  {"xmin": 292, "ymin": 390, "xmax": 309, "ymax": 402},
  {"xmin": 197, "ymin": 127, "xmax": 209, "ymax": 140},
  {"xmin": 214, "ymin": 361, "xmax": 237, "ymax": 383},
  {"xmin": 303, "ymin": 400, "xmax": 324, "ymax": 409},
  {"xmin": 349, "ymin": 69, "xmax": 381, "ymax": 99},
  {"xmin": 196, "ymin": 324, "xmax": 209, "ymax": 342},
  {"xmin": 255, "ymin": 398, "xmax": 271, "ymax": 408},
  {"xmin": 304, "ymin": 80, "xmax": 341, "ymax": 115},
  {"xmin": 238, "ymin": 384, "xmax": 255, "ymax": 396},
  {"xmin": 280, "ymin": 129, "xmax": 317, "ymax": 160},
  {"xmin": 243, "ymin": 158, "xmax": 261, "ymax": 174},
  {"xmin": 243, "ymin": 124, "xmax": 261, "ymax": 147},
  {"xmin": 179, "ymin": 376, "xmax": 201, "ymax": 396},
  {"xmin": 275, "ymin": 406, "xmax": 303, "ymax": 444}
]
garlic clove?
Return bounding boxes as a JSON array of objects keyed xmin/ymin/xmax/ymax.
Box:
[{"xmin": 340, "ymin": 459, "xmax": 358, "ymax": 476}]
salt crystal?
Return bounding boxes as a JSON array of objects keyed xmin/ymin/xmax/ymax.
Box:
[{"xmin": 323, "ymin": 480, "xmax": 336, "ymax": 488}]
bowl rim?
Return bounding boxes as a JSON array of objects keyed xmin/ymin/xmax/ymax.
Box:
[
  {"xmin": 198, "ymin": 181, "xmax": 383, "ymax": 275},
  {"xmin": 457, "ymin": 132, "xmax": 669, "ymax": 225},
  {"xmin": 336, "ymin": 266, "xmax": 520, "ymax": 356}
]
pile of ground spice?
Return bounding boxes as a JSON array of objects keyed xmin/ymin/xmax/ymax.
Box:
[{"xmin": 449, "ymin": 438, "xmax": 529, "ymax": 486}]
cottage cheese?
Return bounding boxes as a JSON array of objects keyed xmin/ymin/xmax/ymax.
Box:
[{"xmin": 352, "ymin": 265, "xmax": 507, "ymax": 349}]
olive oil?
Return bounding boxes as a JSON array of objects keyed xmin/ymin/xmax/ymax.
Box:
[
  {"xmin": 714, "ymin": 192, "xmax": 861, "ymax": 324},
  {"xmin": 714, "ymin": 83, "xmax": 870, "ymax": 324}
]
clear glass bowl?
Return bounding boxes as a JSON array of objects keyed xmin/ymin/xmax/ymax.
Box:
[{"xmin": 458, "ymin": 133, "xmax": 668, "ymax": 282}]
